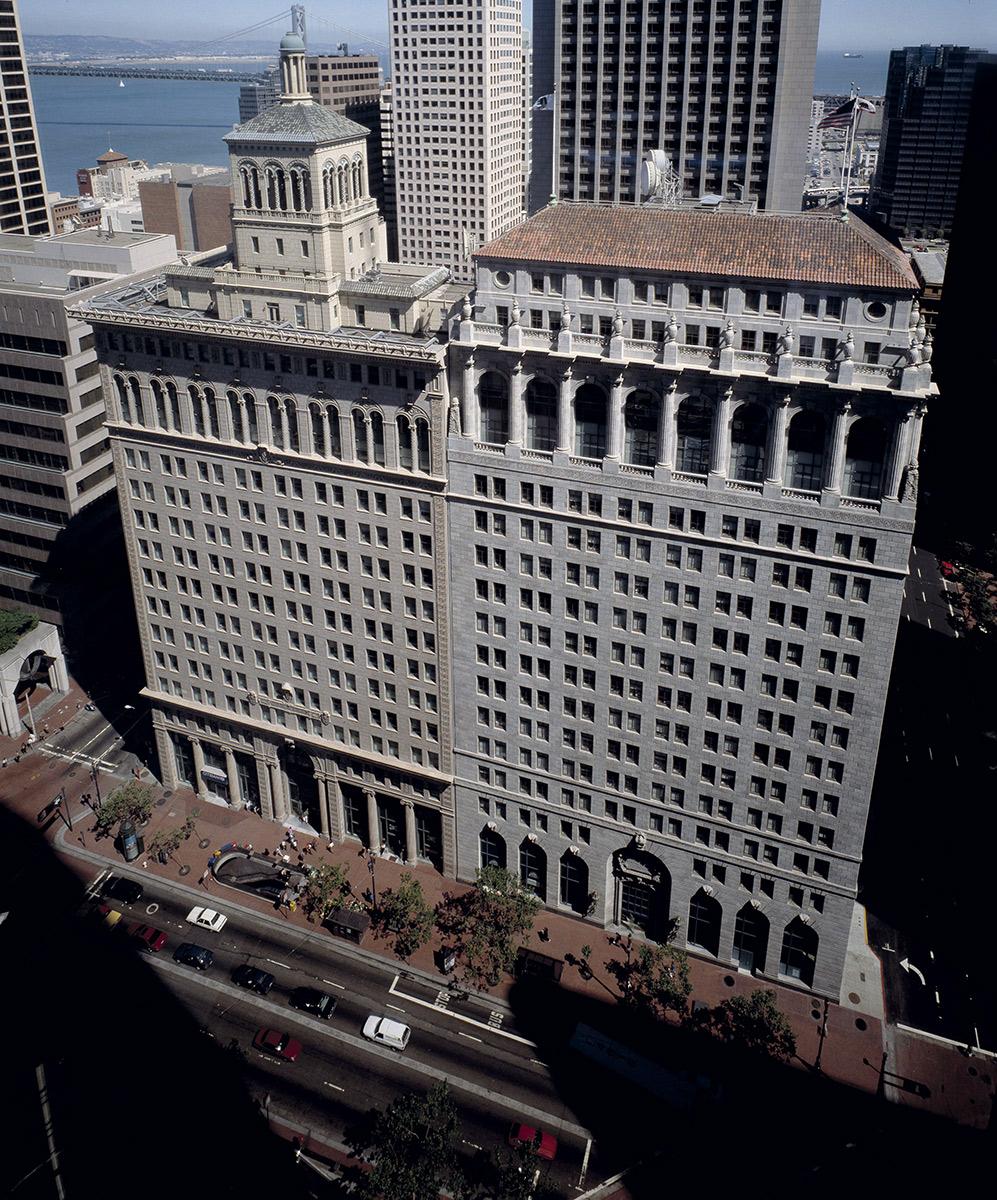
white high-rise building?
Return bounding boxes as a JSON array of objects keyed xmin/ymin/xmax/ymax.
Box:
[{"xmin": 390, "ymin": 0, "xmax": 526, "ymax": 282}]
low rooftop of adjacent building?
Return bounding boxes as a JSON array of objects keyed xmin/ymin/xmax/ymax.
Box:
[
  {"xmin": 475, "ymin": 202, "xmax": 918, "ymax": 292},
  {"xmin": 0, "ymin": 229, "xmax": 179, "ymax": 295}
]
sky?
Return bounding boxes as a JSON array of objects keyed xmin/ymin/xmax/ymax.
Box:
[{"xmin": 20, "ymin": 0, "xmax": 997, "ymax": 51}]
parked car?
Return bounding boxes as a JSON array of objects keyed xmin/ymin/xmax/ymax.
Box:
[
  {"xmin": 290, "ymin": 987, "xmax": 336, "ymax": 1019},
  {"xmin": 129, "ymin": 923, "xmax": 167, "ymax": 952},
  {"xmin": 173, "ymin": 942, "xmax": 214, "ymax": 971},
  {"xmin": 101, "ymin": 875, "xmax": 144, "ymax": 905},
  {"xmin": 253, "ymin": 1028, "xmax": 302, "ymax": 1063},
  {"xmin": 97, "ymin": 903, "xmax": 124, "ymax": 930},
  {"xmin": 940, "ymin": 560, "xmax": 956, "ymax": 578},
  {"xmin": 232, "ymin": 964, "xmax": 275, "ymax": 995},
  {"xmin": 186, "ymin": 906, "xmax": 227, "ymax": 933},
  {"xmin": 508, "ymin": 1123, "xmax": 558, "ymax": 1162},
  {"xmin": 362, "ymin": 1015, "xmax": 411, "ymax": 1051}
]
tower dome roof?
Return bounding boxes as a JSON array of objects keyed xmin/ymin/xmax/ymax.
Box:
[{"xmin": 279, "ymin": 31, "xmax": 306, "ymax": 51}]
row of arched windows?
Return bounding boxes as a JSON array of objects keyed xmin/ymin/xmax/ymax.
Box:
[
  {"xmin": 480, "ymin": 827, "xmax": 820, "ymax": 986},
  {"xmin": 476, "ymin": 372, "xmax": 889, "ymax": 500},
  {"xmin": 237, "ymin": 157, "xmax": 365, "ymax": 213},
  {"xmin": 111, "ymin": 375, "xmax": 432, "ymax": 474}
]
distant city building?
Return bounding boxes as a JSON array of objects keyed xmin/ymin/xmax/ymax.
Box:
[
  {"xmin": 0, "ymin": 228, "xmax": 177, "ymax": 620},
  {"xmin": 0, "ymin": 0, "xmax": 51, "ymax": 235},
  {"xmin": 529, "ymin": 0, "xmax": 556, "ymax": 214},
  {"xmin": 238, "ymin": 67, "xmax": 280, "ymax": 124},
  {"xmin": 870, "ymin": 45, "xmax": 997, "ymax": 238},
  {"xmin": 379, "ymin": 83, "xmax": 398, "ymax": 260},
  {"xmin": 522, "ymin": 38, "xmax": 533, "ymax": 219},
  {"xmin": 807, "ymin": 100, "xmax": 825, "ymax": 166},
  {"xmin": 77, "ymin": 149, "xmax": 150, "ymax": 203},
  {"xmin": 139, "ymin": 167, "xmax": 233, "ymax": 252},
  {"xmin": 389, "ymin": 0, "xmax": 527, "ymax": 281},
  {"xmin": 534, "ymin": 0, "xmax": 820, "ymax": 212}
]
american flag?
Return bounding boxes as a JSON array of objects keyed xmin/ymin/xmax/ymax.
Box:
[{"xmin": 818, "ymin": 96, "xmax": 877, "ymax": 129}]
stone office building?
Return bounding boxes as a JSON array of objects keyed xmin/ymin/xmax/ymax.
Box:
[
  {"xmin": 74, "ymin": 32, "xmax": 461, "ymax": 874},
  {"xmin": 449, "ymin": 201, "xmax": 931, "ymax": 996}
]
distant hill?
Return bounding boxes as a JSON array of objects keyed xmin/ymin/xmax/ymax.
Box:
[{"xmin": 25, "ymin": 34, "xmax": 277, "ymax": 60}]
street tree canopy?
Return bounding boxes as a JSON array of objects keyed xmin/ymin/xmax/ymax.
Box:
[
  {"xmin": 605, "ymin": 940, "xmax": 693, "ymax": 1020},
  {"xmin": 694, "ymin": 987, "xmax": 797, "ymax": 1060},
  {"xmin": 345, "ymin": 1081, "xmax": 461, "ymax": 1200},
  {"xmin": 375, "ymin": 872, "xmax": 435, "ymax": 960},
  {"xmin": 299, "ymin": 861, "xmax": 352, "ymax": 922},
  {"xmin": 93, "ymin": 780, "xmax": 154, "ymax": 837},
  {"xmin": 434, "ymin": 866, "xmax": 540, "ymax": 990}
]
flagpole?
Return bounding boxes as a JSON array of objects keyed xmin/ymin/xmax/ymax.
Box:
[{"xmin": 842, "ymin": 100, "xmax": 859, "ymax": 217}]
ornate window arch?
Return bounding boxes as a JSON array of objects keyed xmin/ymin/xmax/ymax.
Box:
[
  {"xmin": 480, "ymin": 827, "xmax": 506, "ymax": 870},
  {"xmin": 369, "ymin": 410, "xmax": 385, "ymax": 465},
  {"xmin": 267, "ymin": 395, "xmax": 284, "ymax": 449},
  {"xmin": 150, "ymin": 378, "xmax": 168, "ymax": 430},
  {"xmin": 396, "ymin": 413, "xmax": 414, "ymax": 470},
  {"xmin": 129, "ymin": 377, "xmax": 144, "ymax": 425},
  {"xmin": 325, "ymin": 404, "xmax": 342, "ymax": 458},
  {"xmin": 524, "ymin": 376, "xmax": 557, "ymax": 451},
  {"xmin": 283, "ymin": 398, "xmax": 300, "ymax": 453},
  {"xmin": 244, "ymin": 391, "xmax": 259, "ymax": 444},
  {"xmin": 844, "ymin": 416, "xmax": 887, "ymax": 499},
  {"xmin": 573, "ymin": 382, "xmax": 607, "ymax": 459},
  {"xmin": 189, "ymin": 384, "xmax": 206, "ymax": 437},
  {"xmin": 478, "ymin": 370, "xmax": 509, "ymax": 445},
  {"xmin": 675, "ymin": 394, "xmax": 713, "ymax": 474},
  {"xmin": 415, "ymin": 417, "xmax": 431, "ymax": 472},
  {"xmin": 352, "ymin": 407, "xmax": 370, "ymax": 462},
  {"xmin": 227, "ymin": 390, "xmax": 245, "ymax": 443},
  {"xmin": 730, "ymin": 401, "xmax": 769, "ymax": 482},
  {"xmin": 113, "ymin": 374, "xmax": 131, "ymax": 422},
  {"xmin": 786, "ymin": 408, "xmax": 827, "ymax": 491},
  {"xmin": 623, "ymin": 388, "xmax": 659, "ymax": 467}
]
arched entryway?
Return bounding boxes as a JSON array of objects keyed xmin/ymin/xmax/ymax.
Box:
[
  {"xmin": 480, "ymin": 826, "xmax": 506, "ymax": 870},
  {"xmin": 280, "ymin": 744, "xmax": 321, "ymax": 830},
  {"xmin": 732, "ymin": 902, "xmax": 770, "ymax": 974},
  {"xmin": 519, "ymin": 838, "xmax": 547, "ymax": 899},
  {"xmin": 612, "ymin": 848, "xmax": 671, "ymax": 941},
  {"xmin": 780, "ymin": 917, "xmax": 818, "ymax": 987},
  {"xmin": 559, "ymin": 850, "xmax": 588, "ymax": 913},
  {"xmin": 687, "ymin": 887, "xmax": 722, "ymax": 957}
]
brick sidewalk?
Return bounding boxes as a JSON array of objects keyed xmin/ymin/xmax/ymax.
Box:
[{"xmin": 1, "ymin": 717, "xmax": 990, "ymax": 1133}]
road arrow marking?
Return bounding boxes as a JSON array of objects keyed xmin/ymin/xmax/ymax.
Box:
[{"xmin": 900, "ymin": 957, "xmax": 926, "ymax": 985}]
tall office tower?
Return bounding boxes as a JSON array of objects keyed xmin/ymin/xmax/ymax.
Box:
[
  {"xmin": 390, "ymin": 0, "xmax": 527, "ymax": 282},
  {"xmin": 529, "ymin": 0, "xmax": 556, "ymax": 213},
  {"xmin": 450, "ymin": 202, "xmax": 931, "ymax": 997},
  {"xmin": 379, "ymin": 83, "xmax": 398, "ymax": 260},
  {"xmin": 870, "ymin": 45, "xmax": 996, "ymax": 239},
  {"xmin": 0, "ymin": 0, "xmax": 51, "ymax": 235},
  {"xmin": 239, "ymin": 68, "xmax": 280, "ymax": 124},
  {"xmin": 536, "ymin": 0, "xmax": 820, "ymax": 212},
  {"xmin": 0, "ymin": 228, "xmax": 178, "ymax": 620},
  {"xmin": 74, "ymin": 32, "xmax": 459, "ymax": 867},
  {"xmin": 522, "ymin": 38, "xmax": 533, "ymax": 219},
  {"xmin": 306, "ymin": 53, "xmax": 388, "ymax": 253}
]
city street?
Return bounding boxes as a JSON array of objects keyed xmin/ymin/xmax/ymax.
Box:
[{"xmin": 863, "ymin": 545, "xmax": 997, "ymax": 1053}]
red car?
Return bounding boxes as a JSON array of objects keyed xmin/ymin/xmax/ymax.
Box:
[
  {"xmin": 508, "ymin": 1123, "xmax": 558, "ymax": 1162},
  {"xmin": 129, "ymin": 923, "xmax": 167, "ymax": 952},
  {"xmin": 253, "ymin": 1028, "xmax": 302, "ymax": 1063},
  {"xmin": 940, "ymin": 560, "xmax": 956, "ymax": 578}
]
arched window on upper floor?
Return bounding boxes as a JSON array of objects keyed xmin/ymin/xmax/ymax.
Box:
[
  {"xmin": 675, "ymin": 395, "xmax": 712, "ymax": 475},
  {"xmin": 267, "ymin": 395, "xmax": 284, "ymax": 449},
  {"xmin": 525, "ymin": 377, "xmax": 557, "ymax": 452},
  {"xmin": 369, "ymin": 411, "xmax": 385, "ymax": 466},
  {"xmin": 844, "ymin": 417, "xmax": 887, "ymax": 499},
  {"xmin": 786, "ymin": 409, "xmax": 826, "ymax": 491},
  {"xmin": 623, "ymin": 389, "xmax": 659, "ymax": 467},
  {"xmin": 397, "ymin": 414, "xmax": 414, "ymax": 470},
  {"xmin": 730, "ymin": 402, "xmax": 769, "ymax": 483},
  {"xmin": 478, "ymin": 371, "xmax": 509, "ymax": 445},
  {"xmin": 283, "ymin": 398, "xmax": 300, "ymax": 453},
  {"xmin": 574, "ymin": 382, "xmax": 607, "ymax": 459}
]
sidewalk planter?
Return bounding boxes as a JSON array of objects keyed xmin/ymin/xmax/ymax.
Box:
[
  {"xmin": 324, "ymin": 907, "xmax": 370, "ymax": 944},
  {"xmin": 516, "ymin": 947, "xmax": 564, "ymax": 982}
]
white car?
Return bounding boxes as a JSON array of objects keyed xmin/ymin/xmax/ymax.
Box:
[
  {"xmin": 186, "ymin": 906, "xmax": 228, "ymax": 933},
  {"xmin": 362, "ymin": 1015, "xmax": 411, "ymax": 1051}
]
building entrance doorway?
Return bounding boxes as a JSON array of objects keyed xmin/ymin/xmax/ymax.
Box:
[
  {"xmin": 282, "ymin": 746, "xmax": 320, "ymax": 830},
  {"xmin": 378, "ymin": 795, "xmax": 406, "ymax": 857},
  {"xmin": 416, "ymin": 808, "xmax": 443, "ymax": 870}
]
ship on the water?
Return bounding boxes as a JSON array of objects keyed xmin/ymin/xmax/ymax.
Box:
[{"xmin": 842, "ymin": 52, "xmax": 864, "ymax": 58}]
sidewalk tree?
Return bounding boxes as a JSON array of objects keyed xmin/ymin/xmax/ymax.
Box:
[
  {"xmin": 92, "ymin": 780, "xmax": 154, "ymax": 839},
  {"xmin": 344, "ymin": 1080, "xmax": 461, "ymax": 1200},
  {"xmin": 374, "ymin": 872, "xmax": 435, "ymax": 960},
  {"xmin": 694, "ymin": 987, "xmax": 797, "ymax": 1060},
  {"xmin": 605, "ymin": 939, "xmax": 692, "ymax": 1020},
  {"xmin": 464, "ymin": 1140, "xmax": 558, "ymax": 1200},
  {"xmin": 146, "ymin": 823, "xmax": 185, "ymax": 864},
  {"xmin": 434, "ymin": 865, "xmax": 540, "ymax": 990},
  {"xmin": 299, "ymin": 862, "xmax": 352, "ymax": 922}
]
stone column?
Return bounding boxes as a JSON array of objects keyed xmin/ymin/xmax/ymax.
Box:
[
  {"xmin": 235, "ymin": 397, "xmax": 248, "ymax": 443},
  {"xmin": 765, "ymin": 394, "xmax": 791, "ymax": 485},
  {"xmin": 258, "ymin": 397, "xmax": 273, "ymax": 447},
  {"xmin": 326, "ymin": 775, "xmax": 345, "ymax": 840},
  {"xmin": 508, "ymin": 362, "xmax": 525, "ymax": 446},
  {"xmin": 47, "ymin": 654, "xmax": 69, "ymax": 694},
  {"xmin": 557, "ymin": 368, "xmax": 573, "ymax": 452},
  {"xmin": 709, "ymin": 387, "xmax": 734, "ymax": 477},
  {"xmin": 224, "ymin": 747, "xmax": 243, "ymax": 808},
  {"xmin": 256, "ymin": 755, "xmax": 274, "ymax": 820},
  {"xmin": 362, "ymin": 414, "xmax": 374, "ymax": 465},
  {"xmin": 607, "ymin": 373, "xmax": 626, "ymax": 460},
  {"xmin": 296, "ymin": 403, "xmax": 313, "ymax": 456},
  {"xmin": 658, "ymin": 381, "xmax": 678, "ymax": 468},
  {"xmin": 883, "ymin": 409, "xmax": 913, "ymax": 500},
  {"xmin": 463, "ymin": 354, "xmax": 479, "ymax": 441},
  {"xmin": 269, "ymin": 759, "xmax": 287, "ymax": 821},
  {"xmin": 190, "ymin": 738, "xmax": 205, "ymax": 797},
  {"xmin": 402, "ymin": 798, "xmax": 418, "ymax": 866},
  {"xmin": 364, "ymin": 787, "xmax": 379, "ymax": 851},
  {"xmin": 153, "ymin": 721, "xmax": 177, "ymax": 788},
  {"xmin": 316, "ymin": 775, "xmax": 331, "ymax": 838},
  {"xmin": 823, "ymin": 400, "xmax": 851, "ymax": 493}
]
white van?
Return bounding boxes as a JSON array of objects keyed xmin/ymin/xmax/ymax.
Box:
[{"xmin": 362, "ymin": 1015, "xmax": 411, "ymax": 1051}]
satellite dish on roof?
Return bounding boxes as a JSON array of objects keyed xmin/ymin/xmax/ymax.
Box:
[{"xmin": 640, "ymin": 149, "xmax": 680, "ymax": 207}]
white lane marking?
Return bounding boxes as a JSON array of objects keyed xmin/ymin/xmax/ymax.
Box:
[
  {"xmin": 578, "ymin": 1138, "xmax": 593, "ymax": 1189},
  {"xmin": 926, "ymin": 617, "xmax": 932, "ymax": 629},
  {"xmin": 386, "ymin": 1002, "xmax": 406, "ymax": 1013},
  {"xmin": 927, "ymin": 746, "xmax": 933, "ymax": 761},
  {"xmin": 458, "ymin": 1031, "xmax": 482, "ymax": 1043},
  {"xmin": 322, "ymin": 980, "xmax": 346, "ymax": 990},
  {"xmin": 954, "ymin": 754, "xmax": 960, "ymax": 768},
  {"xmin": 916, "ymin": 567, "xmax": 922, "ymax": 579},
  {"xmin": 461, "ymin": 1140, "xmax": 483, "ymax": 1151},
  {"xmin": 323, "ymin": 1081, "xmax": 345, "ymax": 1092},
  {"xmin": 35, "ymin": 745, "xmax": 116, "ymax": 771},
  {"xmin": 266, "ymin": 959, "xmax": 290, "ymax": 969},
  {"xmin": 530, "ymin": 1058, "xmax": 547, "ymax": 1066},
  {"xmin": 388, "ymin": 976, "xmax": 538, "ymax": 1049},
  {"xmin": 934, "ymin": 990, "xmax": 942, "ymax": 1006}
]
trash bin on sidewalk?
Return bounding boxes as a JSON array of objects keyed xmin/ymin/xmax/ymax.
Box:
[
  {"xmin": 515, "ymin": 947, "xmax": 564, "ymax": 982},
  {"xmin": 118, "ymin": 819, "xmax": 143, "ymax": 863}
]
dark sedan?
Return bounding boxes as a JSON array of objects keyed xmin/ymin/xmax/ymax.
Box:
[
  {"xmin": 101, "ymin": 875, "xmax": 144, "ymax": 905},
  {"xmin": 290, "ymin": 987, "xmax": 336, "ymax": 1019},
  {"xmin": 232, "ymin": 964, "xmax": 275, "ymax": 995},
  {"xmin": 173, "ymin": 942, "xmax": 214, "ymax": 971}
]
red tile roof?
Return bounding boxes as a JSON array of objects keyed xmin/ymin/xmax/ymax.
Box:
[{"xmin": 475, "ymin": 203, "xmax": 918, "ymax": 292}]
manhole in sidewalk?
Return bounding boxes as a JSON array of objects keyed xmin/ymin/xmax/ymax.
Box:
[
  {"xmin": 722, "ymin": 975, "xmax": 735, "ymax": 987},
  {"xmin": 156, "ymin": 797, "xmax": 167, "ymax": 807},
  {"xmin": 199, "ymin": 838, "xmax": 211, "ymax": 849},
  {"xmin": 179, "ymin": 865, "xmax": 191, "ymax": 876},
  {"xmin": 968, "ymin": 1066, "xmax": 978, "ymax": 1077},
  {"xmin": 811, "ymin": 1009, "xmax": 821, "ymax": 1021},
  {"xmin": 848, "ymin": 991, "xmax": 861, "ymax": 1005},
  {"xmin": 855, "ymin": 1018, "xmax": 868, "ymax": 1032},
  {"xmin": 162, "ymin": 790, "xmax": 173, "ymax": 799}
]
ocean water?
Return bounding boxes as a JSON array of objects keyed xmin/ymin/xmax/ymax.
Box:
[
  {"xmin": 30, "ymin": 48, "xmax": 890, "ymax": 199},
  {"xmin": 32, "ymin": 73, "xmax": 241, "ymax": 196}
]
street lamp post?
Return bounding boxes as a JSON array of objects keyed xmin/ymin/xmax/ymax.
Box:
[
  {"xmin": 367, "ymin": 852, "xmax": 377, "ymax": 908},
  {"xmin": 90, "ymin": 757, "xmax": 102, "ymax": 805}
]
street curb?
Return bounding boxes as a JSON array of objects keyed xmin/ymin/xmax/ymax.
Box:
[{"xmin": 53, "ymin": 822, "xmax": 519, "ymax": 1016}]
